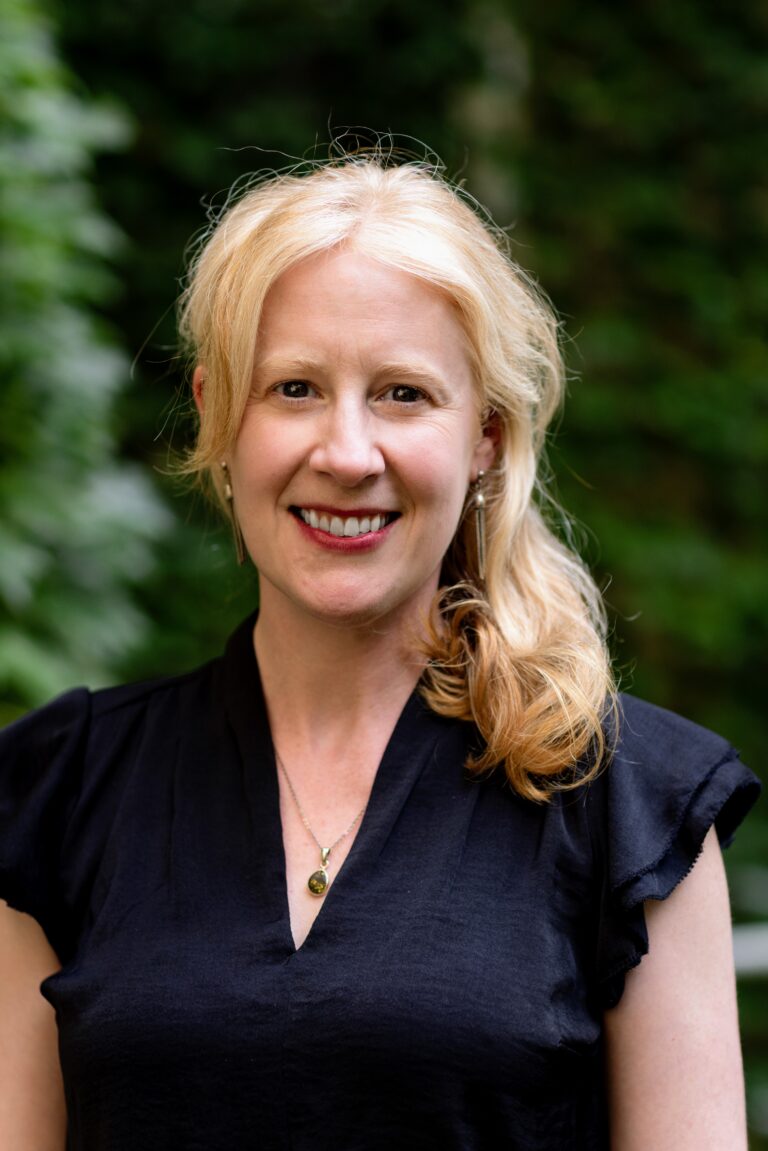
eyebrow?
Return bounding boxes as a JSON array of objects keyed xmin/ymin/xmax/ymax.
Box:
[
  {"xmin": 252, "ymin": 356, "xmax": 325, "ymax": 377},
  {"xmin": 373, "ymin": 362, "xmax": 448, "ymax": 389},
  {"xmin": 253, "ymin": 357, "xmax": 448, "ymax": 389}
]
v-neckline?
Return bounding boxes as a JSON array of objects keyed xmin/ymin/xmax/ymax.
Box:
[{"xmin": 219, "ymin": 614, "xmax": 449, "ymax": 957}]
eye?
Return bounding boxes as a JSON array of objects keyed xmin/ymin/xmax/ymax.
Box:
[
  {"xmin": 382, "ymin": 384, "xmax": 428, "ymax": 404},
  {"xmin": 273, "ymin": 379, "xmax": 317, "ymax": 400}
]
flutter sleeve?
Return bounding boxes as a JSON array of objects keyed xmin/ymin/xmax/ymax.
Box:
[
  {"xmin": 594, "ymin": 694, "xmax": 761, "ymax": 1008},
  {"xmin": 0, "ymin": 688, "xmax": 91, "ymax": 961}
]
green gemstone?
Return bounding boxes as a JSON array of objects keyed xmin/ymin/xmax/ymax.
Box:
[{"xmin": 308, "ymin": 868, "xmax": 328, "ymax": 896}]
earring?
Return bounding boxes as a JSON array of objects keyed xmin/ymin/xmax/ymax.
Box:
[
  {"xmin": 220, "ymin": 461, "xmax": 246, "ymax": 566},
  {"xmin": 471, "ymin": 470, "xmax": 486, "ymax": 582}
]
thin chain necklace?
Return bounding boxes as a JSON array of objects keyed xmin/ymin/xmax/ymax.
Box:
[{"xmin": 274, "ymin": 750, "xmax": 368, "ymax": 897}]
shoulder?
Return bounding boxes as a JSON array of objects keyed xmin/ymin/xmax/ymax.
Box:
[
  {"xmin": 0, "ymin": 657, "xmax": 224, "ymax": 958},
  {"xmin": 584, "ymin": 693, "xmax": 760, "ymax": 1007},
  {"xmin": 0, "ymin": 611, "xmax": 263, "ymax": 780},
  {"xmin": 1, "ymin": 658, "xmax": 219, "ymax": 753},
  {"xmin": 87, "ymin": 659, "xmax": 220, "ymax": 733},
  {"xmin": 613, "ymin": 692, "xmax": 735, "ymax": 769},
  {"xmin": 0, "ymin": 657, "xmax": 224, "ymax": 842},
  {"xmin": 604, "ymin": 693, "xmax": 759, "ymax": 877}
]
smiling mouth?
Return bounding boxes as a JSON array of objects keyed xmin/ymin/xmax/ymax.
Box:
[{"xmin": 291, "ymin": 507, "xmax": 399, "ymax": 539}]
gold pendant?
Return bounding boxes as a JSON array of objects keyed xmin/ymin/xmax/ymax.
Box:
[{"xmin": 307, "ymin": 847, "xmax": 331, "ymax": 897}]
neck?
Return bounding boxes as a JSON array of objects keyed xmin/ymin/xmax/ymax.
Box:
[{"xmin": 253, "ymin": 592, "xmax": 430, "ymax": 749}]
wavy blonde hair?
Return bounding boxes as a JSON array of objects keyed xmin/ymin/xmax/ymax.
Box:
[{"xmin": 178, "ymin": 154, "xmax": 616, "ymax": 801}]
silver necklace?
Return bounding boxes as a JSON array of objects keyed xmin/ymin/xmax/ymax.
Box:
[{"xmin": 275, "ymin": 750, "xmax": 368, "ymax": 897}]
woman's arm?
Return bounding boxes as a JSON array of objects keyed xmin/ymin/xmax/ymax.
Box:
[
  {"xmin": 605, "ymin": 826, "xmax": 747, "ymax": 1150},
  {"xmin": 0, "ymin": 900, "xmax": 66, "ymax": 1149}
]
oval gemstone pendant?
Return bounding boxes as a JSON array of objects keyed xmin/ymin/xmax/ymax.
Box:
[{"xmin": 308, "ymin": 868, "xmax": 329, "ymax": 896}]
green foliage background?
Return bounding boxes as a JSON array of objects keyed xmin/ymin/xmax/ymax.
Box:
[{"xmin": 1, "ymin": 0, "xmax": 766, "ymax": 1139}]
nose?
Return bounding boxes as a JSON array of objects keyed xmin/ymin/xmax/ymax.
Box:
[{"xmin": 308, "ymin": 396, "xmax": 386, "ymax": 486}]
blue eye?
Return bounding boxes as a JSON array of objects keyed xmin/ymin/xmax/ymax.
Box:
[{"xmin": 274, "ymin": 380, "xmax": 317, "ymax": 399}]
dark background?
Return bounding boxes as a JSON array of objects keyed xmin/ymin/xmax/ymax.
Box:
[{"xmin": 1, "ymin": 0, "xmax": 766, "ymax": 1139}]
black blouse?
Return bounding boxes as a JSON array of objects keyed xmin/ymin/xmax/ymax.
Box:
[{"xmin": 0, "ymin": 615, "xmax": 760, "ymax": 1150}]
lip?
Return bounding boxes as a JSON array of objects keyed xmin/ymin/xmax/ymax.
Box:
[{"xmin": 290, "ymin": 505, "xmax": 399, "ymax": 551}]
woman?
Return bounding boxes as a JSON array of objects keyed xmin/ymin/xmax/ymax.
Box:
[{"xmin": 0, "ymin": 155, "xmax": 760, "ymax": 1149}]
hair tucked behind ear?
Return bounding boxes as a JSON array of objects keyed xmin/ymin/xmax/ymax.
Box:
[{"xmin": 177, "ymin": 147, "xmax": 617, "ymax": 800}]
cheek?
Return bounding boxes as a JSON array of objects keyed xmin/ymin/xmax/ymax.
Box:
[
  {"xmin": 405, "ymin": 461, "xmax": 469, "ymax": 553},
  {"xmin": 232, "ymin": 418, "xmax": 294, "ymax": 484},
  {"xmin": 407, "ymin": 432, "xmax": 474, "ymax": 506}
]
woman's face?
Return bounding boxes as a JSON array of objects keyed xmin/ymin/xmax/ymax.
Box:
[{"xmin": 227, "ymin": 247, "xmax": 496, "ymax": 631}]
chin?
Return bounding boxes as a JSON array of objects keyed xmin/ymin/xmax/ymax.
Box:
[
  {"xmin": 260, "ymin": 566, "xmax": 441, "ymax": 634},
  {"xmin": 302, "ymin": 595, "xmax": 407, "ymax": 631},
  {"xmin": 299, "ymin": 582, "xmax": 436, "ymax": 633}
]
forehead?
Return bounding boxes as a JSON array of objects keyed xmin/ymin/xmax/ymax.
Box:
[{"xmin": 254, "ymin": 249, "xmax": 471, "ymax": 375}]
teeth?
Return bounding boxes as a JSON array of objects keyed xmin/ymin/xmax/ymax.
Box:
[{"xmin": 298, "ymin": 509, "xmax": 391, "ymax": 538}]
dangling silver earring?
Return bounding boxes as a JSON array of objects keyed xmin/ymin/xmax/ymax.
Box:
[
  {"xmin": 220, "ymin": 461, "xmax": 246, "ymax": 566},
  {"xmin": 471, "ymin": 470, "xmax": 486, "ymax": 582}
]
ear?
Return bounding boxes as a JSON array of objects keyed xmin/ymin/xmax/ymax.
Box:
[
  {"xmin": 471, "ymin": 410, "xmax": 500, "ymax": 479},
  {"xmin": 192, "ymin": 365, "xmax": 206, "ymax": 416}
]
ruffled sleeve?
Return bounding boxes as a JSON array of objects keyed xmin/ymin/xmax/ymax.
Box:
[
  {"xmin": 0, "ymin": 688, "xmax": 91, "ymax": 961},
  {"xmin": 594, "ymin": 694, "xmax": 761, "ymax": 1008}
]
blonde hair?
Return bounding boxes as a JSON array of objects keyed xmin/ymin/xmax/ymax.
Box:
[{"xmin": 178, "ymin": 154, "xmax": 616, "ymax": 801}]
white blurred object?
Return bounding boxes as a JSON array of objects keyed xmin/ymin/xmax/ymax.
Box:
[{"xmin": 733, "ymin": 924, "xmax": 768, "ymax": 976}]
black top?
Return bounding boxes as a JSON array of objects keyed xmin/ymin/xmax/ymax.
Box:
[{"xmin": 0, "ymin": 615, "xmax": 760, "ymax": 1150}]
